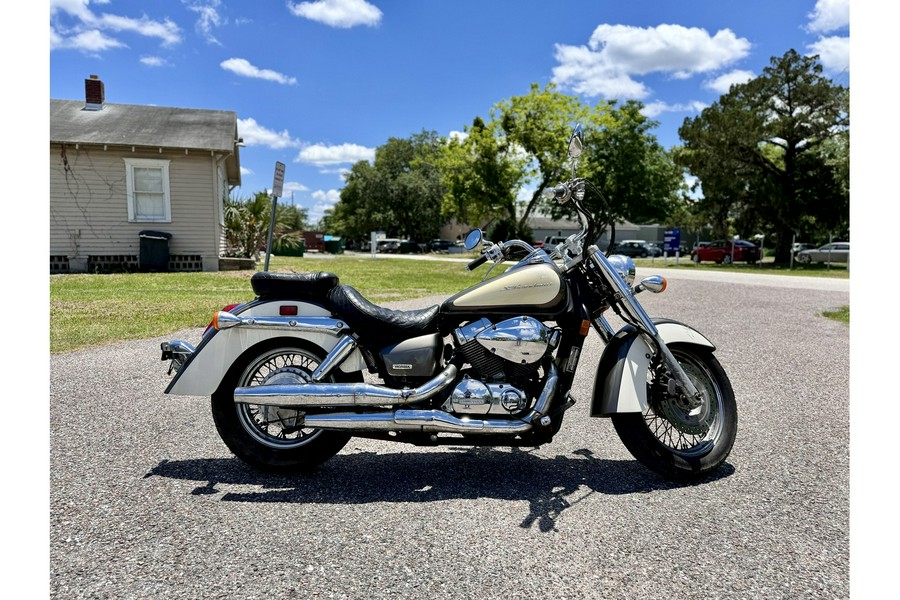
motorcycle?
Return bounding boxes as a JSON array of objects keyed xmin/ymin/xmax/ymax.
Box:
[{"xmin": 161, "ymin": 125, "xmax": 737, "ymax": 480}]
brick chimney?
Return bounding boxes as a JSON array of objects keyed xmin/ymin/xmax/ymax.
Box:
[{"xmin": 84, "ymin": 75, "xmax": 105, "ymax": 111}]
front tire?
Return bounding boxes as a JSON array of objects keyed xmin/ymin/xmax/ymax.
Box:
[
  {"xmin": 611, "ymin": 346, "xmax": 737, "ymax": 480},
  {"xmin": 211, "ymin": 342, "xmax": 356, "ymax": 473},
  {"xmin": 692, "ymin": 254, "xmax": 700, "ymax": 264}
]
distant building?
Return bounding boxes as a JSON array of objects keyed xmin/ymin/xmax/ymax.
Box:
[{"xmin": 50, "ymin": 75, "xmax": 243, "ymax": 273}]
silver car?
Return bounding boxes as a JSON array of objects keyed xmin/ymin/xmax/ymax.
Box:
[{"xmin": 796, "ymin": 242, "xmax": 850, "ymax": 264}]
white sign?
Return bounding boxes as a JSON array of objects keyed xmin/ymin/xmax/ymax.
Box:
[{"xmin": 272, "ymin": 161, "xmax": 285, "ymax": 198}]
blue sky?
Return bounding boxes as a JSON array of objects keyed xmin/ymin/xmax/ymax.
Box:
[{"xmin": 49, "ymin": 0, "xmax": 849, "ymax": 226}]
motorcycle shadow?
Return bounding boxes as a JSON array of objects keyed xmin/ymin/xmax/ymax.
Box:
[{"xmin": 146, "ymin": 448, "xmax": 734, "ymax": 533}]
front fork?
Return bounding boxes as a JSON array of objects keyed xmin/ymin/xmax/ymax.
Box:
[{"xmin": 587, "ymin": 246, "xmax": 704, "ymax": 411}]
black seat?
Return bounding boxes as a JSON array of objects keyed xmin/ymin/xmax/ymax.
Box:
[
  {"xmin": 328, "ymin": 285, "xmax": 440, "ymax": 345},
  {"xmin": 250, "ymin": 271, "xmax": 339, "ymax": 302}
]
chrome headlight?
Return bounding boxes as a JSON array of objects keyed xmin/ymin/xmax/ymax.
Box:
[{"xmin": 606, "ymin": 254, "xmax": 636, "ymax": 287}]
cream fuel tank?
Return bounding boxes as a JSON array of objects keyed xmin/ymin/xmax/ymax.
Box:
[{"xmin": 440, "ymin": 262, "xmax": 570, "ymax": 318}]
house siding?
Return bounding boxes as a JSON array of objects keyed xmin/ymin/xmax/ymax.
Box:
[{"xmin": 50, "ymin": 143, "xmax": 224, "ymax": 272}]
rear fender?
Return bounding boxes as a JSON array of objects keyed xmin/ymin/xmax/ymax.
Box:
[
  {"xmin": 165, "ymin": 300, "xmax": 366, "ymax": 396},
  {"xmin": 591, "ymin": 319, "xmax": 715, "ymax": 417}
]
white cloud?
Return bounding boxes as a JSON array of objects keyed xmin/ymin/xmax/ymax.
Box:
[
  {"xmin": 50, "ymin": 0, "xmax": 182, "ymax": 52},
  {"xmin": 237, "ymin": 117, "xmax": 301, "ymax": 149},
  {"xmin": 97, "ymin": 14, "xmax": 181, "ymax": 46},
  {"xmin": 283, "ymin": 182, "xmax": 310, "ymax": 196},
  {"xmin": 704, "ymin": 69, "xmax": 755, "ymax": 94},
  {"xmin": 184, "ymin": 0, "xmax": 225, "ymax": 45},
  {"xmin": 808, "ymin": 35, "xmax": 849, "ymax": 74},
  {"xmin": 295, "ymin": 143, "xmax": 375, "ymax": 166},
  {"xmin": 288, "ymin": 0, "xmax": 382, "ymax": 28},
  {"xmin": 308, "ymin": 189, "xmax": 343, "ymax": 223},
  {"xmin": 807, "ymin": 0, "xmax": 850, "ymax": 33},
  {"xmin": 139, "ymin": 55, "xmax": 167, "ymax": 67},
  {"xmin": 552, "ymin": 24, "xmax": 750, "ymax": 100},
  {"xmin": 221, "ymin": 58, "xmax": 298, "ymax": 85},
  {"xmin": 240, "ymin": 166, "xmax": 254, "ymax": 176},
  {"xmin": 640, "ymin": 100, "xmax": 708, "ymax": 118},
  {"xmin": 59, "ymin": 29, "xmax": 126, "ymax": 52}
]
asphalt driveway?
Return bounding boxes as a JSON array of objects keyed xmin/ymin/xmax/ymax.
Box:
[{"xmin": 49, "ymin": 269, "xmax": 850, "ymax": 599}]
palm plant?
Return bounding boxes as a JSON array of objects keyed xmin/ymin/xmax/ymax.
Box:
[{"xmin": 224, "ymin": 192, "xmax": 281, "ymax": 258}]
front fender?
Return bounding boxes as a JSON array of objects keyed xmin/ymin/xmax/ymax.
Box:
[{"xmin": 590, "ymin": 319, "xmax": 715, "ymax": 417}]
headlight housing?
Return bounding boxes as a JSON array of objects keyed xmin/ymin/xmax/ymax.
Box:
[{"xmin": 606, "ymin": 254, "xmax": 636, "ymax": 287}]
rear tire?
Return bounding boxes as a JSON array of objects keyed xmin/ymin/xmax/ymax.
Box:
[
  {"xmin": 211, "ymin": 341, "xmax": 358, "ymax": 473},
  {"xmin": 612, "ymin": 346, "xmax": 737, "ymax": 480}
]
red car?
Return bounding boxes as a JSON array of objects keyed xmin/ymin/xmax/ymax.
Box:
[{"xmin": 691, "ymin": 239, "xmax": 761, "ymax": 264}]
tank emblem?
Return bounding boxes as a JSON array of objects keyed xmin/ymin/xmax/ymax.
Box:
[{"xmin": 502, "ymin": 282, "xmax": 551, "ymax": 291}]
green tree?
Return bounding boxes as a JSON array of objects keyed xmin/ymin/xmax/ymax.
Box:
[
  {"xmin": 677, "ymin": 49, "xmax": 849, "ymax": 262},
  {"xmin": 446, "ymin": 84, "xmax": 681, "ymax": 237},
  {"xmin": 325, "ymin": 131, "xmax": 446, "ymax": 242},
  {"xmin": 494, "ymin": 83, "xmax": 592, "ymax": 231},
  {"xmin": 436, "ymin": 116, "xmax": 529, "ymax": 234},
  {"xmin": 550, "ymin": 100, "xmax": 684, "ymax": 231}
]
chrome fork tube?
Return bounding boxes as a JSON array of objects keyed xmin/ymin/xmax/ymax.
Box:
[{"xmin": 588, "ymin": 246, "xmax": 703, "ymax": 406}]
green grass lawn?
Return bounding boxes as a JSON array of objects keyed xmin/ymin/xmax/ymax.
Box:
[
  {"xmin": 50, "ymin": 252, "xmax": 849, "ymax": 354},
  {"xmin": 50, "ymin": 255, "xmax": 499, "ymax": 354}
]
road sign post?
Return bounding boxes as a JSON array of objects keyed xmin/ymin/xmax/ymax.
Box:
[{"xmin": 264, "ymin": 162, "xmax": 286, "ymax": 272}]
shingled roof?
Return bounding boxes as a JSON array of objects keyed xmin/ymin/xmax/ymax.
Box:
[
  {"xmin": 50, "ymin": 99, "xmax": 239, "ymax": 152},
  {"xmin": 50, "ymin": 98, "xmax": 242, "ymax": 185}
]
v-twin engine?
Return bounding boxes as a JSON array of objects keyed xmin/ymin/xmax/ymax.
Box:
[{"xmin": 446, "ymin": 317, "xmax": 559, "ymax": 416}]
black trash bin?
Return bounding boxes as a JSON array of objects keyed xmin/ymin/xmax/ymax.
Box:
[{"xmin": 139, "ymin": 230, "xmax": 172, "ymax": 272}]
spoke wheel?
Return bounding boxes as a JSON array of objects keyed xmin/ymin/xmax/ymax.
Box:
[
  {"xmin": 235, "ymin": 349, "xmax": 324, "ymax": 450},
  {"xmin": 612, "ymin": 346, "xmax": 737, "ymax": 480},
  {"xmin": 211, "ymin": 341, "xmax": 356, "ymax": 472},
  {"xmin": 643, "ymin": 352, "xmax": 724, "ymax": 457}
]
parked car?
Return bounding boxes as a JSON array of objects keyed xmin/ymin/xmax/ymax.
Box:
[
  {"xmin": 795, "ymin": 242, "xmax": 850, "ymax": 264},
  {"xmin": 429, "ymin": 239, "xmax": 453, "ymax": 252},
  {"xmin": 398, "ymin": 240, "xmax": 423, "ymax": 254},
  {"xmin": 613, "ymin": 240, "xmax": 653, "ymax": 258},
  {"xmin": 376, "ymin": 238, "xmax": 401, "ymax": 253},
  {"xmin": 792, "ymin": 242, "xmax": 815, "ymax": 255},
  {"xmin": 543, "ymin": 235, "xmax": 569, "ymax": 253},
  {"xmin": 691, "ymin": 239, "xmax": 761, "ymax": 264},
  {"xmin": 645, "ymin": 242, "xmax": 664, "ymax": 257}
]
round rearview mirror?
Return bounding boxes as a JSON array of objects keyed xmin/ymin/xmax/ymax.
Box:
[
  {"xmin": 568, "ymin": 124, "xmax": 584, "ymax": 159},
  {"xmin": 464, "ymin": 229, "xmax": 483, "ymax": 251}
]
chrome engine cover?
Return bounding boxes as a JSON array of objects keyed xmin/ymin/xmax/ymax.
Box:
[
  {"xmin": 443, "ymin": 377, "xmax": 529, "ymax": 416},
  {"xmin": 474, "ymin": 316, "xmax": 555, "ymax": 365}
]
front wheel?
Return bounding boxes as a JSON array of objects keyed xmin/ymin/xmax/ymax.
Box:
[
  {"xmin": 611, "ymin": 346, "xmax": 737, "ymax": 480},
  {"xmin": 692, "ymin": 254, "xmax": 700, "ymax": 264},
  {"xmin": 211, "ymin": 342, "xmax": 356, "ymax": 473},
  {"xmin": 722, "ymin": 254, "xmax": 733, "ymax": 264}
]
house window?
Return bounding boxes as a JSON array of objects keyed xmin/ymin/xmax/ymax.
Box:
[{"xmin": 124, "ymin": 158, "xmax": 171, "ymax": 222}]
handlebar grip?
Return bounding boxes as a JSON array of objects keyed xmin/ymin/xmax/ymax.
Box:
[{"xmin": 466, "ymin": 254, "xmax": 488, "ymax": 271}]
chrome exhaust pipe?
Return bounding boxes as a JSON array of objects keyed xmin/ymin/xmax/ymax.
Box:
[
  {"xmin": 302, "ymin": 363, "xmax": 558, "ymax": 435},
  {"xmin": 233, "ymin": 364, "xmax": 459, "ymax": 407}
]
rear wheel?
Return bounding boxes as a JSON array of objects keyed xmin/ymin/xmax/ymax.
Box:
[
  {"xmin": 722, "ymin": 254, "xmax": 733, "ymax": 264},
  {"xmin": 211, "ymin": 342, "xmax": 356, "ymax": 473},
  {"xmin": 612, "ymin": 346, "xmax": 737, "ymax": 480}
]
